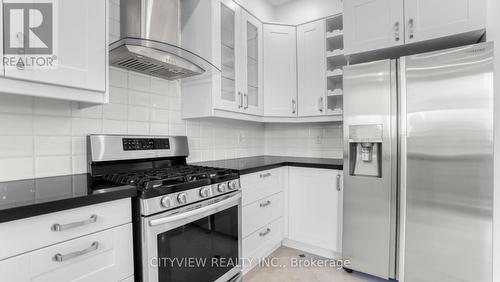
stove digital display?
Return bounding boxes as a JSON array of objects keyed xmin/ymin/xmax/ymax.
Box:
[{"xmin": 122, "ymin": 138, "xmax": 170, "ymax": 151}]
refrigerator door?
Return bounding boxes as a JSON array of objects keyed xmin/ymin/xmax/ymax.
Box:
[
  {"xmin": 343, "ymin": 59, "xmax": 398, "ymax": 279},
  {"xmin": 400, "ymin": 42, "xmax": 493, "ymax": 282}
]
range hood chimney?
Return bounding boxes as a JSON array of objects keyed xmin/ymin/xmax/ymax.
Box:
[{"xmin": 109, "ymin": 0, "xmax": 219, "ymax": 80}]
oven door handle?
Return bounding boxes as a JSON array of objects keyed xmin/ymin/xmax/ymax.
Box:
[{"xmin": 149, "ymin": 192, "xmax": 241, "ymax": 227}]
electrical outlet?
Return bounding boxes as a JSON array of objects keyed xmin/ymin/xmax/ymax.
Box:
[
  {"xmin": 238, "ymin": 132, "xmax": 245, "ymax": 144},
  {"xmin": 316, "ymin": 135, "xmax": 322, "ymax": 144}
]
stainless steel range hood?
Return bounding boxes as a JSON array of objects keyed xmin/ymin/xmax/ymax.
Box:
[{"xmin": 110, "ymin": 0, "xmax": 219, "ymax": 80}]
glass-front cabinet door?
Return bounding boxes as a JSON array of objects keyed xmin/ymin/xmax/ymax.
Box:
[
  {"xmin": 217, "ymin": 0, "xmax": 241, "ymax": 112},
  {"xmin": 241, "ymin": 12, "xmax": 263, "ymax": 116}
]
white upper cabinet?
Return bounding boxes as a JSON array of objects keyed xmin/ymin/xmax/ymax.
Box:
[
  {"xmin": 1, "ymin": 0, "xmax": 107, "ymax": 102},
  {"xmin": 344, "ymin": 0, "xmax": 486, "ymax": 55},
  {"xmin": 263, "ymin": 24, "xmax": 297, "ymax": 117},
  {"xmin": 241, "ymin": 12, "xmax": 264, "ymax": 116},
  {"xmin": 181, "ymin": 0, "xmax": 263, "ymax": 117},
  {"xmin": 218, "ymin": 0, "xmax": 242, "ymax": 112},
  {"xmin": 297, "ymin": 19, "xmax": 326, "ymax": 117},
  {"xmin": 344, "ymin": 0, "xmax": 404, "ymax": 55},
  {"xmin": 404, "ymin": 0, "xmax": 486, "ymax": 43}
]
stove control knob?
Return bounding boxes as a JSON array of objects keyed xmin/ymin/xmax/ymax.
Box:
[
  {"xmin": 160, "ymin": 196, "xmax": 173, "ymax": 208},
  {"xmin": 218, "ymin": 183, "xmax": 227, "ymax": 193},
  {"xmin": 228, "ymin": 180, "xmax": 238, "ymax": 190},
  {"xmin": 199, "ymin": 187, "xmax": 211, "ymax": 198},
  {"xmin": 177, "ymin": 193, "xmax": 187, "ymax": 204}
]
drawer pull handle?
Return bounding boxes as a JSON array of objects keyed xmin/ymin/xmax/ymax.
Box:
[
  {"xmin": 53, "ymin": 241, "xmax": 99, "ymax": 262},
  {"xmin": 51, "ymin": 215, "xmax": 98, "ymax": 232},
  {"xmin": 259, "ymin": 228, "xmax": 271, "ymax": 237},
  {"xmin": 259, "ymin": 172, "xmax": 271, "ymax": 178},
  {"xmin": 260, "ymin": 200, "xmax": 271, "ymax": 208}
]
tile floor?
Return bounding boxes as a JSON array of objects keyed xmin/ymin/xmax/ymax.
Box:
[{"xmin": 243, "ymin": 247, "xmax": 388, "ymax": 282}]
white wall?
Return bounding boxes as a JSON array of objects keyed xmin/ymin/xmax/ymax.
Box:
[
  {"xmin": 486, "ymin": 0, "xmax": 500, "ymax": 280},
  {"xmin": 235, "ymin": 0, "xmax": 276, "ymax": 22},
  {"xmin": 273, "ymin": 0, "xmax": 342, "ymax": 25}
]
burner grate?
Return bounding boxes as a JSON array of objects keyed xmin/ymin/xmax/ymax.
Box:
[{"xmin": 102, "ymin": 165, "xmax": 238, "ymax": 191}]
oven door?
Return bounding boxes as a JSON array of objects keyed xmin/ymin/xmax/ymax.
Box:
[{"xmin": 142, "ymin": 191, "xmax": 242, "ymax": 282}]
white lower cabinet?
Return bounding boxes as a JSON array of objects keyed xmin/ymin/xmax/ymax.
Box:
[
  {"xmin": 241, "ymin": 166, "xmax": 344, "ymax": 273},
  {"xmin": 241, "ymin": 168, "xmax": 287, "ymax": 273},
  {"xmin": 286, "ymin": 167, "xmax": 343, "ymax": 257},
  {"xmin": 243, "ymin": 192, "xmax": 284, "ymax": 238},
  {"xmin": 242, "ymin": 218, "xmax": 284, "ymax": 272},
  {"xmin": 0, "ymin": 223, "xmax": 133, "ymax": 282},
  {"xmin": 0, "ymin": 199, "xmax": 134, "ymax": 282}
]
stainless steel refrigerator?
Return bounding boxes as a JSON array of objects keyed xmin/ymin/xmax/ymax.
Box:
[{"xmin": 342, "ymin": 42, "xmax": 493, "ymax": 281}]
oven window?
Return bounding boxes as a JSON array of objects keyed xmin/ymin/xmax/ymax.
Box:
[{"xmin": 157, "ymin": 206, "xmax": 239, "ymax": 282}]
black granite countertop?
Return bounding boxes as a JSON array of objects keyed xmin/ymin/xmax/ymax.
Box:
[
  {"xmin": 0, "ymin": 174, "xmax": 137, "ymax": 223},
  {"xmin": 194, "ymin": 156, "xmax": 343, "ymax": 175}
]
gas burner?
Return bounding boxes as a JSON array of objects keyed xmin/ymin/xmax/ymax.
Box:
[{"xmin": 101, "ymin": 165, "xmax": 239, "ymax": 198}]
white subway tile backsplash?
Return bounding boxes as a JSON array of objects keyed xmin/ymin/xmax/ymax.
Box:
[
  {"xmin": 72, "ymin": 118, "xmax": 102, "ymax": 136},
  {"xmin": 168, "ymin": 111, "xmax": 183, "ymax": 124},
  {"xmin": 128, "ymin": 90, "xmax": 150, "ymax": 107},
  {"xmin": 127, "ymin": 121, "xmax": 150, "ymax": 135},
  {"xmin": 0, "ymin": 158, "xmax": 34, "ymax": 181},
  {"xmin": 109, "ymin": 86, "xmax": 128, "ymax": 105},
  {"xmin": 150, "ymin": 77, "xmax": 171, "ymax": 95},
  {"xmin": 0, "ymin": 114, "xmax": 33, "ymax": 135},
  {"xmin": 150, "ymin": 123, "xmax": 169, "ymax": 135},
  {"xmin": 168, "ymin": 96, "xmax": 181, "ymax": 111},
  {"xmin": 103, "ymin": 103, "xmax": 128, "ymax": 120},
  {"xmin": 33, "ymin": 116, "xmax": 71, "ymax": 136},
  {"xmin": 264, "ymin": 122, "xmax": 343, "ymax": 159},
  {"xmin": 35, "ymin": 156, "xmax": 72, "ymax": 177},
  {"xmin": 71, "ymin": 103, "xmax": 103, "ymax": 119},
  {"xmin": 128, "ymin": 72, "xmax": 150, "ymax": 92},
  {"xmin": 34, "ymin": 98, "xmax": 71, "ymax": 117},
  {"xmin": 109, "ymin": 68, "xmax": 128, "ymax": 87},
  {"xmin": 0, "ymin": 136, "xmax": 34, "ymax": 158},
  {"xmin": 186, "ymin": 122, "xmax": 201, "ymax": 137},
  {"xmin": 34, "ymin": 136, "xmax": 71, "ymax": 156},
  {"xmin": 103, "ymin": 119, "xmax": 128, "ymax": 135},
  {"xmin": 150, "ymin": 94, "xmax": 169, "ymax": 109},
  {"xmin": 72, "ymin": 155, "xmax": 87, "ymax": 174},
  {"xmin": 169, "ymin": 124, "xmax": 187, "ymax": 136},
  {"xmin": 150, "ymin": 108, "xmax": 170, "ymax": 123},
  {"xmin": 71, "ymin": 137, "xmax": 87, "ymax": 156},
  {"xmin": 128, "ymin": 106, "xmax": 150, "ymax": 121}
]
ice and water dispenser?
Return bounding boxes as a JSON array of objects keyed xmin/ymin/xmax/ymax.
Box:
[{"xmin": 348, "ymin": 124, "xmax": 383, "ymax": 178}]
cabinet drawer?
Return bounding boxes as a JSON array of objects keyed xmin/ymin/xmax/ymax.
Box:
[
  {"xmin": 0, "ymin": 198, "xmax": 131, "ymax": 260},
  {"xmin": 0, "ymin": 224, "xmax": 134, "ymax": 282},
  {"xmin": 241, "ymin": 167, "xmax": 286, "ymax": 206},
  {"xmin": 242, "ymin": 192, "xmax": 283, "ymax": 237},
  {"xmin": 242, "ymin": 217, "xmax": 284, "ymax": 269}
]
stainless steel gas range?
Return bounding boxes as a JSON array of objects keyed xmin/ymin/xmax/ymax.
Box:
[{"xmin": 87, "ymin": 135, "xmax": 242, "ymax": 282}]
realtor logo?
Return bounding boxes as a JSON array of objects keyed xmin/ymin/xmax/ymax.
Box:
[{"xmin": 2, "ymin": 0, "xmax": 58, "ymax": 69}]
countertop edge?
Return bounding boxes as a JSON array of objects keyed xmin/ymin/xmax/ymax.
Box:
[
  {"xmin": 0, "ymin": 188, "xmax": 137, "ymax": 224},
  {"xmin": 238, "ymin": 161, "xmax": 343, "ymax": 175}
]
